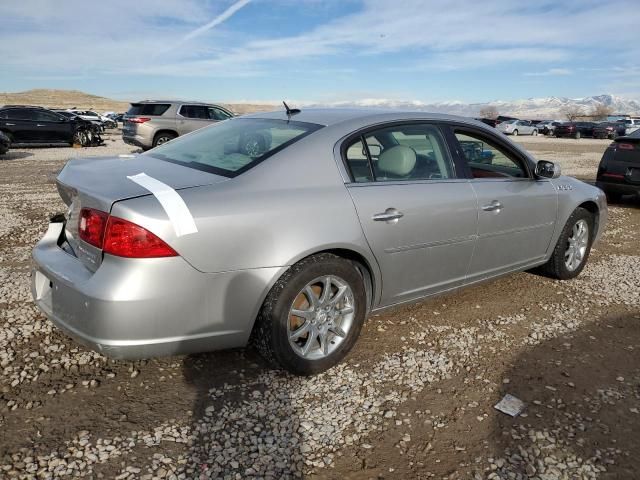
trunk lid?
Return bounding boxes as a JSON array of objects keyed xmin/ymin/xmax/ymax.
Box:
[{"xmin": 56, "ymin": 154, "xmax": 228, "ymax": 271}]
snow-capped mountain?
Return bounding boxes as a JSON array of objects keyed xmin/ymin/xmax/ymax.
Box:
[{"xmin": 306, "ymin": 94, "xmax": 640, "ymax": 118}]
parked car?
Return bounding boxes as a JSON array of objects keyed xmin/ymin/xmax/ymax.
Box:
[
  {"xmin": 32, "ymin": 109, "xmax": 607, "ymax": 374},
  {"xmin": 122, "ymin": 100, "xmax": 235, "ymax": 150},
  {"xmin": 536, "ymin": 120, "xmax": 560, "ymax": 136},
  {"xmin": 621, "ymin": 118, "xmax": 640, "ymax": 136},
  {"xmin": 475, "ymin": 117, "xmax": 498, "ymax": 128},
  {"xmin": 593, "ymin": 122, "xmax": 626, "ymax": 139},
  {"xmin": 497, "ymin": 119, "xmax": 538, "ymax": 136},
  {"xmin": 0, "ymin": 130, "xmax": 10, "ymax": 155},
  {"xmin": 554, "ymin": 122, "xmax": 596, "ymax": 139},
  {"xmin": 0, "ymin": 105, "xmax": 86, "ymax": 146},
  {"xmin": 596, "ymin": 129, "xmax": 640, "ymax": 202},
  {"xmin": 67, "ymin": 109, "xmax": 117, "ymax": 129}
]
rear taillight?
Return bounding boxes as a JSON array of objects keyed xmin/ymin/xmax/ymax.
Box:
[
  {"xmin": 78, "ymin": 208, "xmax": 108, "ymax": 248},
  {"xmin": 78, "ymin": 208, "xmax": 177, "ymax": 258},
  {"xmin": 103, "ymin": 217, "xmax": 177, "ymax": 258},
  {"xmin": 128, "ymin": 117, "xmax": 151, "ymax": 124},
  {"xmin": 618, "ymin": 143, "xmax": 634, "ymax": 150}
]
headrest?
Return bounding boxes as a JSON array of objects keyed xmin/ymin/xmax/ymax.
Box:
[{"xmin": 377, "ymin": 145, "xmax": 416, "ymax": 177}]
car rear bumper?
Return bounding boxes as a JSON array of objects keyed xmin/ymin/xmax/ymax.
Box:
[
  {"xmin": 122, "ymin": 134, "xmax": 151, "ymax": 149},
  {"xmin": 31, "ymin": 221, "xmax": 283, "ymax": 359},
  {"xmin": 596, "ymin": 180, "xmax": 640, "ymax": 196}
]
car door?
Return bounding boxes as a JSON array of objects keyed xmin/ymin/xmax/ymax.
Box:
[
  {"xmin": 2, "ymin": 108, "xmax": 39, "ymax": 142},
  {"xmin": 34, "ymin": 110, "xmax": 71, "ymax": 142},
  {"xmin": 448, "ymin": 126, "xmax": 558, "ymax": 282},
  {"xmin": 177, "ymin": 105, "xmax": 212, "ymax": 135},
  {"xmin": 343, "ymin": 122, "xmax": 479, "ymax": 306}
]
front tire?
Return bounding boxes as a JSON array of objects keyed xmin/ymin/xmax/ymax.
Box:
[
  {"xmin": 540, "ymin": 207, "xmax": 594, "ymax": 280},
  {"xmin": 532, "ymin": 129, "xmax": 538, "ymax": 136},
  {"xmin": 575, "ymin": 131, "xmax": 581, "ymax": 139},
  {"xmin": 251, "ymin": 253, "xmax": 367, "ymax": 375}
]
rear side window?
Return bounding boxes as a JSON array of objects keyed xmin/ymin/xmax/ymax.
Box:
[
  {"xmin": 127, "ymin": 103, "xmax": 171, "ymax": 116},
  {"xmin": 145, "ymin": 118, "xmax": 322, "ymax": 177},
  {"xmin": 0, "ymin": 108, "xmax": 36, "ymax": 121},
  {"xmin": 345, "ymin": 123, "xmax": 454, "ymax": 182},
  {"xmin": 180, "ymin": 105, "xmax": 233, "ymax": 120}
]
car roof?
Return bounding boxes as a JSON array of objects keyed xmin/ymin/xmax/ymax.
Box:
[
  {"xmin": 132, "ymin": 100, "xmax": 226, "ymax": 106},
  {"xmin": 243, "ymin": 108, "xmax": 488, "ymax": 128}
]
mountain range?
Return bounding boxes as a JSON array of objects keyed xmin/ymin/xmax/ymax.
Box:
[{"xmin": 309, "ymin": 94, "xmax": 640, "ymax": 119}]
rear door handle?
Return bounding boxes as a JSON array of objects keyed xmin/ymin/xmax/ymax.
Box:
[
  {"xmin": 36, "ymin": 124, "xmax": 46, "ymax": 127},
  {"xmin": 482, "ymin": 200, "xmax": 503, "ymax": 212},
  {"xmin": 372, "ymin": 208, "xmax": 404, "ymax": 223}
]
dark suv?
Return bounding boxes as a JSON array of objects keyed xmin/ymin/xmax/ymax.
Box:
[{"xmin": 0, "ymin": 105, "xmax": 84, "ymax": 146}]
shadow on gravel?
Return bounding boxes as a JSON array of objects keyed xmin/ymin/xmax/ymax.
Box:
[
  {"xmin": 489, "ymin": 312, "xmax": 640, "ymax": 478},
  {"xmin": 608, "ymin": 195, "xmax": 640, "ymax": 209},
  {"xmin": 1, "ymin": 151, "xmax": 34, "ymax": 160},
  {"xmin": 182, "ymin": 345, "xmax": 303, "ymax": 478}
]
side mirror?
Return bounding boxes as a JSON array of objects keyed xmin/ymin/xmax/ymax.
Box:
[{"xmin": 535, "ymin": 160, "xmax": 561, "ymax": 179}]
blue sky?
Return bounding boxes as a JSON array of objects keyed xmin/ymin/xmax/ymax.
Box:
[{"xmin": 1, "ymin": 0, "xmax": 639, "ymax": 104}]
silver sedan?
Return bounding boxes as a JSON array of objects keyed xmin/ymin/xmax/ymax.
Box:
[
  {"xmin": 497, "ymin": 119, "xmax": 538, "ymax": 136},
  {"xmin": 32, "ymin": 109, "xmax": 607, "ymax": 374}
]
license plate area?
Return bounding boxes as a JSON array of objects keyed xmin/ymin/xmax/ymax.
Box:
[{"xmin": 628, "ymin": 168, "xmax": 640, "ymax": 183}]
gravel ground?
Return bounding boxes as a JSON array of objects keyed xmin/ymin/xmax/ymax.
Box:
[{"xmin": 0, "ymin": 132, "xmax": 638, "ymax": 479}]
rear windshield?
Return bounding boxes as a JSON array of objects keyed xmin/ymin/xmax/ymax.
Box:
[
  {"xmin": 145, "ymin": 118, "xmax": 323, "ymax": 177},
  {"xmin": 127, "ymin": 103, "xmax": 171, "ymax": 116}
]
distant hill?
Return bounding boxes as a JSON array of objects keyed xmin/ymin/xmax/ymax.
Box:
[
  {"xmin": 0, "ymin": 89, "xmax": 273, "ymax": 115},
  {"xmin": 0, "ymin": 89, "xmax": 131, "ymax": 112}
]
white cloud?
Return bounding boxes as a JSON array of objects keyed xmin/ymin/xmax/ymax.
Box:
[
  {"xmin": 1, "ymin": 0, "xmax": 640, "ymax": 81},
  {"xmin": 524, "ymin": 68, "xmax": 573, "ymax": 77}
]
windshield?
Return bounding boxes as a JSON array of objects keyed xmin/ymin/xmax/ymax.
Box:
[{"xmin": 145, "ymin": 118, "xmax": 322, "ymax": 177}]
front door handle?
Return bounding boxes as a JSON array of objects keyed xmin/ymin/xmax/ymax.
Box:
[
  {"xmin": 36, "ymin": 124, "xmax": 46, "ymax": 127},
  {"xmin": 372, "ymin": 208, "xmax": 404, "ymax": 223},
  {"xmin": 482, "ymin": 200, "xmax": 503, "ymax": 212},
  {"xmin": 5, "ymin": 123, "xmax": 15, "ymax": 126}
]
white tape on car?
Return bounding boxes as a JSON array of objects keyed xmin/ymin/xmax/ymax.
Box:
[{"xmin": 126, "ymin": 173, "xmax": 198, "ymax": 237}]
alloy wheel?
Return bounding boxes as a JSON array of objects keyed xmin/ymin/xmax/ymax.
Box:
[
  {"xmin": 564, "ymin": 219, "xmax": 589, "ymax": 271},
  {"xmin": 288, "ymin": 275, "xmax": 355, "ymax": 360}
]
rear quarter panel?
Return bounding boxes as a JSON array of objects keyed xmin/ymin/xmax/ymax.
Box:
[{"xmin": 109, "ymin": 129, "xmax": 378, "ymax": 277}]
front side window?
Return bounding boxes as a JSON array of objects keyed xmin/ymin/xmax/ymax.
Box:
[
  {"xmin": 146, "ymin": 118, "xmax": 322, "ymax": 177},
  {"xmin": 35, "ymin": 111, "xmax": 63, "ymax": 122},
  {"xmin": 454, "ymin": 131, "xmax": 528, "ymax": 179},
  {"xmin": 345, "ymin": 123, "xmax": 454, "ymax": 182},
  {"xmin": 210, "ymin": 107, "xmax": 232, "ymax": 120}
]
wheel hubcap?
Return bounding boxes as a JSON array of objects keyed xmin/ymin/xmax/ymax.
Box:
[
  {"xmin": 157, "ymin": 137, "xmax": 170, "ymax": 145},
  {"xmin": 564, "ymin": 219, "xmax": 589, "ymax": 271},
  {"xmin": 288, "ymin": 275, "xmax": 355, "ymax": 360}
]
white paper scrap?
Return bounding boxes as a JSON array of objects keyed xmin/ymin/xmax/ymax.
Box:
[{"xmin": 494, "ymin": 394, "xmax": 526, "ymax": 417}]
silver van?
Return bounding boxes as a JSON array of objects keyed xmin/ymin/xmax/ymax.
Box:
[{"xmin": 122, "ymin": 100, "xmax": 234, "ymax": 150}]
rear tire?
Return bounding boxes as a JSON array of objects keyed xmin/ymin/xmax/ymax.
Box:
[
  {"xmin": 575, "ymin": 131, "xmax": 581, "ymax": 139},
  {"xmin": 532, "ymin": 129, "xmax": 538, "ymax": 136},
  {"xmin": 512, "ymin": 129, "xmax": 519, "ymax": 136},
  {"xmin": 153, "ymin": 132, "xmax": 177, "ymax": 148},
  {"xmin": 251, "ymin": 253, "xmax": 367, "ymax": 375},
  {"xmin": 540, "ymin": 207, "xmax": 594, "ymax": 280}
]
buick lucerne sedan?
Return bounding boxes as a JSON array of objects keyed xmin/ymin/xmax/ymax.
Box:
[{"xmin": 32, "ymin": 109, "xmax": 607, "ymax": 375}]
